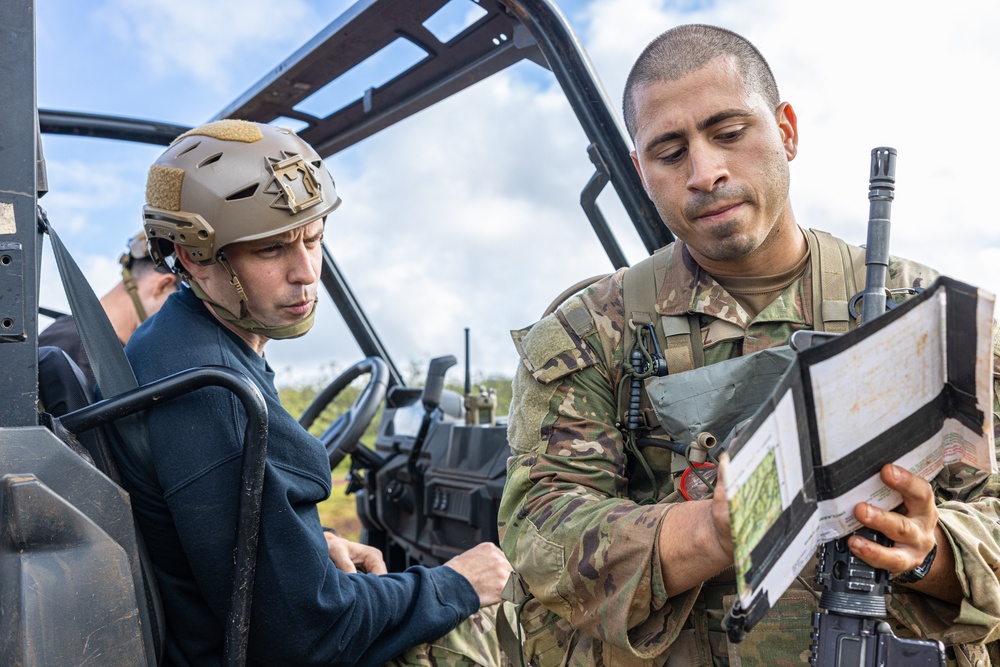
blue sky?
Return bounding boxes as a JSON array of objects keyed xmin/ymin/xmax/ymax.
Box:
[{"xmin": 34, "ymin": 0, "xmax": 1000, "ymax": 383}]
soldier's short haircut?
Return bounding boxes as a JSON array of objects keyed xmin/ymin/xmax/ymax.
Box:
[
  {"xmin": 129, "ymin": 256, "xmax": 170, "ymax": 281},
  {"xmin": 622, "ymin": 24, "xmax": 780, "ymax": 140}
]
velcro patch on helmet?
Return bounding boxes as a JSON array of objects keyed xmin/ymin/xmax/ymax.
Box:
[
  {"xmin": 175, "ymin": 119, "xmax": 264, "ymax": 144},
  {"xmin": 146, "ymin": 164, "xmax": 186, "ymax": 211}
]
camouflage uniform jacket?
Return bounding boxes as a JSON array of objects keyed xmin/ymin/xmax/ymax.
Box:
[{"xmin": 499, "ymin": 233, "xmax": 1000, "ymax": 667}]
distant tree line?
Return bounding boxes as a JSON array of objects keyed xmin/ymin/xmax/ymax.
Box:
[{"xmin": 279, "ymin": 368, "xmax": 514, "ymax": 443}]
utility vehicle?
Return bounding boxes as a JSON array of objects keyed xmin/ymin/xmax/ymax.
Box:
[{"xmin": 0, "ymin": 0, "xmax": 670, "ymax": 663}]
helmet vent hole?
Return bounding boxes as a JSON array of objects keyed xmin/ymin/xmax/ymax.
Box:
[
  {"xmin": 198, "ymin": 153, "xmax": 223, "ymax": 168},
  {"xmin": 311, "ymin": 160, "xmax": 322, "ymax": 169},
  {"xmin": 226, "ymin": 183, "xmax": 260, "ymax": 201},
  {"xmin": 176, "ymin": 141, "xmax": 201, "ymax": 157}
]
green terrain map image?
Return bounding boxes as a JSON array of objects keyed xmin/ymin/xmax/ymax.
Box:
[{"xmin": 731, "ymin": 448, "xmax": 783, "ymax": 586}]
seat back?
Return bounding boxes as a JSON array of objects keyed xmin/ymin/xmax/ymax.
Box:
[
  {"xmin": 10, "ymin": 346, "xmax": 167, "ymax": 666},
  {"xmin": 39, "ymin": 346, "xmax": 122, "ymax": 482}
]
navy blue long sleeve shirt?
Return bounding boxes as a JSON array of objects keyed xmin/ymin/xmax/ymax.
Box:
[{"xmin": 118, "ymin": 287, "xmax": 479, "ymax": 666}]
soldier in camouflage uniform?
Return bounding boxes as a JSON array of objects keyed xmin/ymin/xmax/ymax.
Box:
[{"xmin": 498, "ymin": 24, "xmax": 1000, "ymax": 667}]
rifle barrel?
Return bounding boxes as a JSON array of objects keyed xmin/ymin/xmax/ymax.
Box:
[{"xmin": 860, "ymin": 147, "xmax": 896, "ymax": 324}]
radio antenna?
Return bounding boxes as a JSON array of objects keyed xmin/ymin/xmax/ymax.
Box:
[{"xmin": 464, "ymin": 327, "xmax": 471, "ymax": 396}]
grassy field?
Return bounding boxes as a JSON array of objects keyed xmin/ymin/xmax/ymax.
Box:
[{"xmin": 319, "ymin": 459, "xmax": 362, "ymax": 540}]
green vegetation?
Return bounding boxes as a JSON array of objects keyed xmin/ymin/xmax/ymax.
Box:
[{"xmin": 278, "ymin": 367, "xmax": 513, "ymax": 542}]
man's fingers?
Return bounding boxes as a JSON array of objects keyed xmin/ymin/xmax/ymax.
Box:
[
  {"xmin": 355, "ymin": 545, "xmax": 388, "ymax": 575},
  {"xmin": 852, "ymin": 467, "xmax": 939, "ymax": 575},
  {"xmin": 443, "ymin": 543, "xmax": 513, "ymax": 607},
  {"xmin": 325, "ymin": 532, "xmax": 389, "ymax": 575},
  {"xmin": 848, "ymin": 534, "xmax": 915, "ymax": 574},
  {"xmin": 327, "ymin": 541, "xmax": 358, "ymax": 573},
  {"xmin": 855, "ymin": 503, "xmax": 914, "ymax": 544},
  {"xmin": 855, "ymin": 501, "xmax": 937, "ymax": 563},
  {"xmin": 712, "ymin": 455, "xmax": 733, "ymax": 557},
  {"xmin": 881, "ymin": 464, "xmax": 934, "ymax": 514},
  {"xmin": 713, "ymin": 467, "xmax": 727, "ymax": 503}
]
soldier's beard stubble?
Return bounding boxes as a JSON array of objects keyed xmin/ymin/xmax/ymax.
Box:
[
  {"xmin": 660, "ymin": 184, "xmax": 759, "ymax": 262},
  {"xmin": 664, "ymin": 164, "xmax": 791, "ymax": 265}
]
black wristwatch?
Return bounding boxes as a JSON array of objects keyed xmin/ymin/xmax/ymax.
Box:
[{"xmin": 894, "ymin": 540, "xmax": 937, "ymax": 584}]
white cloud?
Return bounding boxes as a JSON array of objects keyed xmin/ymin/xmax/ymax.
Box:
[
  {"xmin": 43, "ymin": 160, "xmax": 136, "ymax": 232},
  {"xmin": 34, "ymin": 0, "xmax": 1000, "ymax": 383},
  {"xmin": 95, "ymin": 0, "xmax": 333, "ymax": 92},
  {"xmin": 578, "ymin": 0, "xmax": 1000, "ymax": 296}
]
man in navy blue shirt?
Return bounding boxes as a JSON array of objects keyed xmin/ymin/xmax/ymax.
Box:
[{"xmin": 122, "ymin": 119, "xmax": 511, "ymax": 666}]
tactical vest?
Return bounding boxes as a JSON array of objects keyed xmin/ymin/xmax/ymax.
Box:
[
  {"xmin": 619, "ymin": 228, "xmax": 867, "ymax": 492},
  {"xmin": 503, "ymin": 233, "xmax": 983, "ymax": 667}
]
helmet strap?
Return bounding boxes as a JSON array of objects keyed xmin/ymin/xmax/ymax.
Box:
[
  {"xmin": 188, "ymin": 252, "xmax": 317, "ymax": 340},
  {"xmin": 120, "ymin": 258, "xmax": 148, "ymax": 323}
]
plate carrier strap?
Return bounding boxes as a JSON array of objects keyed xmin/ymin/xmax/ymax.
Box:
[{"xmin": 620, "ymin": 228, "xmax": 865, "ymax": 431}]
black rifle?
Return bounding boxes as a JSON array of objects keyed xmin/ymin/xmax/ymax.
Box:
[{"xmin": 808, "ymin": 148, "xmax": 945, "ymax": 667}]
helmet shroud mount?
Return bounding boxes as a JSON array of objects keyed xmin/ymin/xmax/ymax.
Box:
[{"xmin": 142, "ymin": 119, "xmax": 340, "ymax": 339}]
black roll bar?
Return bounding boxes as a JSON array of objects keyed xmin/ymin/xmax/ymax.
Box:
[
  {"xmin": 39, "ymin": 109, "xmax": 190, "ymax": 146},
  {"xmin": 501, "ymin": 0, "xmax": 672, "ymax": 255},
  {"xmin": 60, "ymin": 365, "xmax": 268, "ymax": 667},
  {"xmin": 34, "ymin": 0, "xmax": 676, "ymax": 388}
]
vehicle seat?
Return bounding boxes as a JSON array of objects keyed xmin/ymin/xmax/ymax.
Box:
[
  {"xmin": 31, "ymin": 345, "xmax": 166, "ymax": 665},
  {"xmin": 38, "ymin": 346, "xmax": 122, "ymax": 482}
]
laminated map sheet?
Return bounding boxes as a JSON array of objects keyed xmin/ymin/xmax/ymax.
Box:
[{"xmin": 722, "ymin": 276, "xmax": 996, "ymax": 636}]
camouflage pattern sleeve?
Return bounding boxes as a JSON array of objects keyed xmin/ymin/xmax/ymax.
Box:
[
  {"xmin": 498, "ymin": 282, "xmax": 699, "ymax": 660},
  {"xmin": 888, "ymin": 305, "xmax": 1000, "ymax": 647}
]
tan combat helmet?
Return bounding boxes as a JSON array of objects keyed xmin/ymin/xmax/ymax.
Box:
[
  {"xmin": 142, "ymin": 119, "xmax": 341, "ymax": 338},
  {"xmin": 143, "ymin": 119, "xmax": 340, "ymax": 268}
]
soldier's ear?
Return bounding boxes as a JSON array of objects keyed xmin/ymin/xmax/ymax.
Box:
[
  {"xmin": 152, "ymin": 271, "xmax": 177, "ymax": 298},
  {"xmin": 776, "ymin": 102, "xmax": 798, "ymax": 161}
]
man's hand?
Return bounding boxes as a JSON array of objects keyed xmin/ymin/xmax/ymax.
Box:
[
  {"xmin": 658, "ymin": 462, "xmax": 734, "ymax": 597},
  {"xmin": 325, "ymin": 530, "xmax": 388, "ymax": 575},
  {"xmin": 442, "ymin": 542, "xmax": 513, "ymax": 608},
  {"xmin": 849, "ymin": 463, "xmax": 961, "ymax": 604}
]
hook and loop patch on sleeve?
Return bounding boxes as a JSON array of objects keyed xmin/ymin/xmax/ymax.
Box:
[{"xmin": 511, "ymin": 295, "xmax": 598, "ymax": 384}]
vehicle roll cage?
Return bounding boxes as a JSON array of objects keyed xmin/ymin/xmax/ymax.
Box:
[
  {"xmin": 35, "ymin": 0, "xmax": 672, "ymax": 390},
  {"xmin": 1, "ymin": 1, "xmax": 672, "ymax": 662}
]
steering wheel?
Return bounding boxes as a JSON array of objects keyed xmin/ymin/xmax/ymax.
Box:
[{"xmin": 298, "ymin": 356, "xmax": 389, "ymax": 469}]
